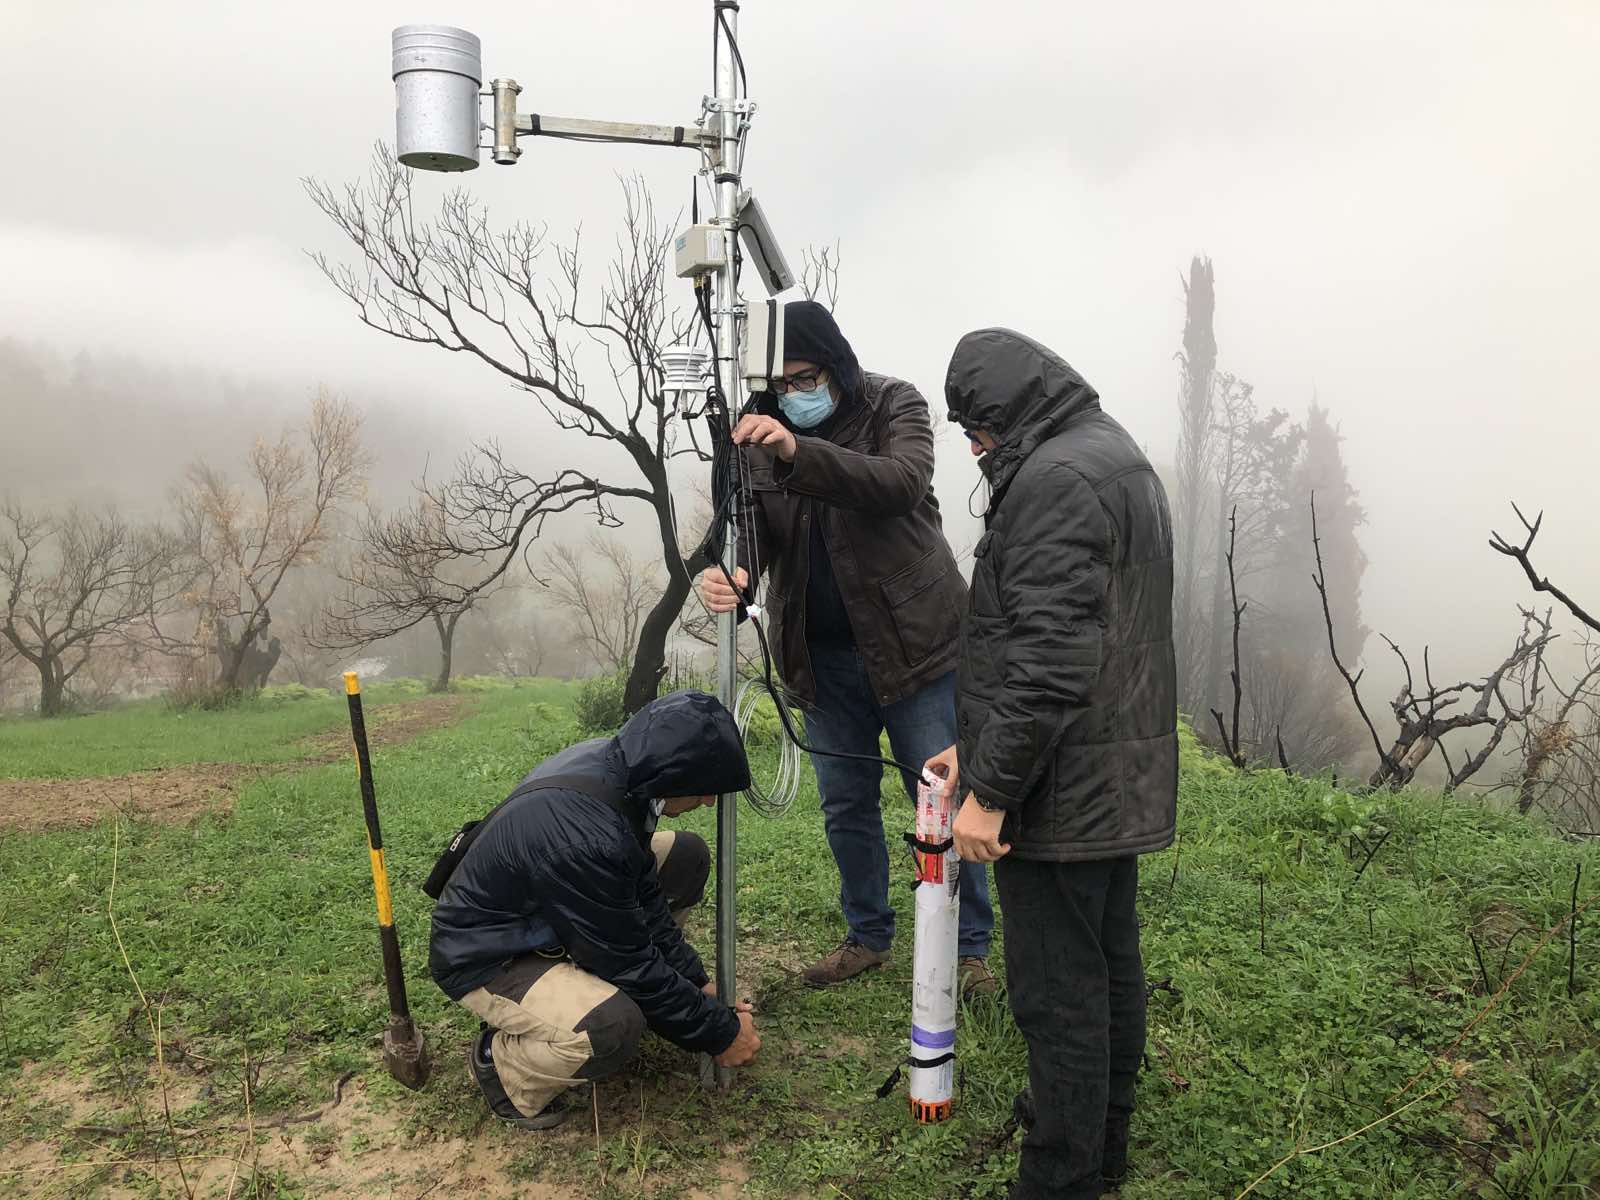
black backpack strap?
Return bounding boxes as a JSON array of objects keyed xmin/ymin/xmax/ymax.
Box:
[{"xmin": 422, "ymin": 773, "xmax": 619, "ymax": 899}]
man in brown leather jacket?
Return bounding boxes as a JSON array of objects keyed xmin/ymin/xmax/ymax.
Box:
[{"xmin": 698, "ymin": 301, "xmax": 995, "ymax": 995}]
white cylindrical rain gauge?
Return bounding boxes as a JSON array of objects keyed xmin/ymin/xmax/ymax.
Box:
[{"xmin": 392, "ymin": 25, "xmax": 483, "ymax": 172}]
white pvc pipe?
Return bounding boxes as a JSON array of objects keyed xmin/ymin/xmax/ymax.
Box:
[{"xmin": 909, "ymin": 774, "xmax": 960, "ymax": 1122}]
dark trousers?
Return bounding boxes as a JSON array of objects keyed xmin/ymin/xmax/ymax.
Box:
[
  {"xmin": 994, "ymin": 855, "xmax": 1146, "ymax": 1200},
  {"xmin": 803, "ymin": 644, "xmax": 994, "ymax": 957}
]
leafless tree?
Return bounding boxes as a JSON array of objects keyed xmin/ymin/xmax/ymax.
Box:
[
  {"xmin": 1201, "ymin": 377, "xmax": 1302, "ymax": 707},
  {"xmin": 318, "ymin": 492, "xmax": 501, "ymax": 692},
  {"xmin": 800, "ymin": 242, "xmax": 842, "ymax": 312},
  {"xmin": 1311, "ymin": 495, "xmax": 1554, "ymax": 791},
  {"xmin": 174, "ymin": 392, "xmax": 366, "ymax": 695},
  {"xmin": 1488, "ymin": 506, "xmax": 1600, "ymax": 830},
  {"xmin": 0, "ymin": 502, "xmax": 187, "ymax": 715},
  {"xmin": 1376, "ymin": 612, "xmax": 1554, "ymax": 792},
  {"xmin": 1209, "ymin": 507, "xmax": 1249, "ymax": 768},
  {"xmin": 1497, "ymin": 632, "xmax": 1600, "ymax": 825},
  {"xmin": 307, "ymin": 154, "xmax": 719, "ymax": 715},
  {"xmin": 477, "ymin": 604, "xmax": 547, "ymax": 678},
  {"xmin": 541, "ymin": 536, "xmax": 663, "ymax": 676}
]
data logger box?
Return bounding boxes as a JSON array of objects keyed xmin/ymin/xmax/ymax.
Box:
[
  {"xmin": 674, "ymin": 225, "xmax": 726, "ymax": 279},
  {"xmin": 743, "ymin": 298, "xmax": 784, "ymax": 391}
]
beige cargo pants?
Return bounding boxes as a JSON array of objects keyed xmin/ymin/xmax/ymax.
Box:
[{"xmin": 459, "ymin": 829, "xmax": 710, "ymax": 1117}]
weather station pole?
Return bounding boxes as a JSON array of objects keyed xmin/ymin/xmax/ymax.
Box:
[
  {"xmin": 389, "ymin": 4, "xmax": 793, "ymax": 1092},
  {"xmin": 709, "ymin": 0, "xmax": 743, "ymax": 1093}
]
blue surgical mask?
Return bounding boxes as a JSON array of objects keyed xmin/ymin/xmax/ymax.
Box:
[{"xmin": 779, "ymin": 383, "xmax": 835, "ymax": 429}]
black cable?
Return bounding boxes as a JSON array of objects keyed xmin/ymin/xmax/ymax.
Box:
[
  {"xmin": 713, "ymin": 448, "xmax": 928, "ymax": 784},
  {"xmin": 716, "ymin": 7, "xmax": 748, "ymax": 99},
  {"xmin": 746, "ymin": 608, "xmax": 926, "ymax": 783}
]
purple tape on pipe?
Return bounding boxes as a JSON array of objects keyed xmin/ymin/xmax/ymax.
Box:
[{"xmin": 912, "ymin": 1024, "xmax": 956, "ymax": 1049}]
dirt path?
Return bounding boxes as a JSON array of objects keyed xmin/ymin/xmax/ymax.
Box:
[{"xmin": 0, "ymin": 695, "xmax": 473, "ymax": 834}]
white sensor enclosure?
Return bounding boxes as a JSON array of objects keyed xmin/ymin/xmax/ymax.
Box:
[
  {"xmin": 735, "ymin": 190, "xmax": 796, "ymax": 294},
  {"xmin": 674, "ymin": 225, "xmax": 726, "ymax": 279},
  {"xmin": 742, "ymin": 298, "xmax": 785, "ymax": 392},
  {"xmin": 392, "ymin": 25, "xmax": 483, "ymax": 172}
]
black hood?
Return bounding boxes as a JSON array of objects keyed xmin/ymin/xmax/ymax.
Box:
[
  {"xmin": 614, "ymin": 690, "xmax": 750, "ymax": 805},
  {"xmin": 944, "ymin": 328, "xmax": 1100, "ymax": 497},
  {"xmin": 782, "ymin": 300, "xmax": 864, "ymax": 406}
]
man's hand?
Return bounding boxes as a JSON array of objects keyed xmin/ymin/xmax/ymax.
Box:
[
  {"xmin": 698, "ymin": 566, "xmax": 749, "ymax": 615},
  {"xmin": 713, "ymin": 1003, "xmax": 760, "ymax": 1067},
  {"xmin": 953, "ymin": 793, "xmax": 1011, "ymax": 863},
  {"xmin": 702, "ymin": 979, "xmax": 718, "ymax": 998},
  {"xmin": 923, "ymin": 744, "xmax": 959, "ymax": 798},
  {"xmin": 732, "ymin": 414, "xmax": 798, "ymax": 462}
]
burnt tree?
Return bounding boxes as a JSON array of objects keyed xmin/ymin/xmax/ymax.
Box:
[{"xmin": 309, "ymin": 157, "xmax": 715, "ymax": 715}]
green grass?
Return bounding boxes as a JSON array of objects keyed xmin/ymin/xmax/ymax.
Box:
[
  {"xmin": 0, "ymin": 676, "xmax": 565, "ymax": 779},
  {"xmin": 1, "ymin": 693, "xmax": 1597, "ymax": 1199}
]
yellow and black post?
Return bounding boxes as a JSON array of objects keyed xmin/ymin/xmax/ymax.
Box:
[{"xmin": 345, "ymin": 671, "xmax": 431, "ymax": 1091}]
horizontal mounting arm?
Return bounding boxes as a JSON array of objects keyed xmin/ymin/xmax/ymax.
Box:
[{"xmin": 516, "ymin": 113, "xmax": 714, "ymax": 150}]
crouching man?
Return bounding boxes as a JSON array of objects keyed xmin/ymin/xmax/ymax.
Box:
[{"xmin": 427, "ymin": 690, "xmax": 761, "ymax": 1130}]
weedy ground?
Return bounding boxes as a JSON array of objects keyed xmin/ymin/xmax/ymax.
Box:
[{"xmin": 1, "ymin": 682, "xmax": 1596, "ymax": 1198}]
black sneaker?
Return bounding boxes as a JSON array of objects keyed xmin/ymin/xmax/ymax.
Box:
[
  {"xmin": 1102, "ymin": 1113, "xmax": 1130, "ymax": 1188},
  {"xmin": 1011, "ymin": 1086, "xmax": 1036, "ymax": 1132},
  {"xmin": 469, "ymin": 1028, "xmax": 567, "ymax": 1131},
  {"xmin": 1010, "ymin": 1089, "xmax": 1129, "ymax": 1189}
]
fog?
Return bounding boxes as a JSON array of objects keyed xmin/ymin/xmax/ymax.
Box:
[{"xmin": 3, "ymin": 0, "xmax": 1597, "ymax": 717}]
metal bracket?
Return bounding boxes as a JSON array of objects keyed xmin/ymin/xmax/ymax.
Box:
[{"xmin": 514, "ymin": 113, "xmax": 715, "ymax": 150}]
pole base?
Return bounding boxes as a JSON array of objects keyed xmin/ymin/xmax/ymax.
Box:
[{"xmin": 382, "ymin": 1016, "xmax": 432, "ymax": 1091}]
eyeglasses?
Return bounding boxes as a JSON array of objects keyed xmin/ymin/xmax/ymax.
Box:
[{"xmin": 771, "ymin": 369, "xmax": 824, "ymax": 396}]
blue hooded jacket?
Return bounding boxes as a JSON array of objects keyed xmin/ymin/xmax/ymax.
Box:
[{"xmin": 427, "ymin": 691, "xmax": 750, "ymax": 1054}]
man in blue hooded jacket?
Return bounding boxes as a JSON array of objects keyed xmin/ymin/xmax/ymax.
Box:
[{"xmin": 428, "ymin": 691, "xmax": 760, "ymax": 1129}]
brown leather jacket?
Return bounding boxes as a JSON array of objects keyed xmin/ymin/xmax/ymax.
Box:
[{"xmin": 738, "ymin": 372, "xmax": 966, "ymax": 708}]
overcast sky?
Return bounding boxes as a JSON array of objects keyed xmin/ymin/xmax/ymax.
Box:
[{"xmin": 2, "ymin": 0, "xmax": 1596, "ymax": 682}]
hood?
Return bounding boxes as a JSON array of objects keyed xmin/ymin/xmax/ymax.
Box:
[
  {"xmin": 782, "ymin": 300, "xmax": 864, "ymax": 406},
  {"xmin": 944, "ymin": 328, "xmax": 1099, "ymax": 496},
  {"xmin": 614, "ymin": 690, "xmax": 751, "ymax": 807}
]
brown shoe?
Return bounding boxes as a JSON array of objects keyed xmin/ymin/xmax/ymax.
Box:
[
  {"xmin": 803, "ymin": 939, "xmax": 890, "ymax": 987},
  {"xmin": 959, "ymin": 956, "xmax": 1000, "ymax": 999}
]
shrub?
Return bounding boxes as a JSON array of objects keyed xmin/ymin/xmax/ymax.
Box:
[
  {"xmin": 575, "ymin": 671, "xmax": 630, "ymax": 735},
  {"xmin": 258, "ymin": 683, "xmax": 334, "ymax": 705}
]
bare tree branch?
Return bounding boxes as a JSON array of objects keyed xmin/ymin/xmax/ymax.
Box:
[
  {"xmin": 1208, "ymin": 506, "xmax": 1249, "ymax": 768},
  {"xmin": 1310, "ymin": 492, "xmax": 1398, "ymax": 781},
  {"xmin": 800, "ymin": 242, "xmax": 841, "ymax": 312},
  {"xmin": 307, "ymin": 156, "xmax": 728, "ymax": 714},
  {"xmin": 1490, "ymin": 503, "xmax": 1600, "ymax": 635}
]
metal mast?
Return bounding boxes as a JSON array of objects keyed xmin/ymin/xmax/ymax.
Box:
[{"xmin": 710, "ymin": 0, "xmax": 741, "ymax": 1092}]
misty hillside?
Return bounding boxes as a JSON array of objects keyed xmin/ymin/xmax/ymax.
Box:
[{"xmin": 0, "ymin": 338, "xmax": 478, "ymax": 515}]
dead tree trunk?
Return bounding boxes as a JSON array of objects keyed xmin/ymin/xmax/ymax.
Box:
[
  {"xmin": 1204, "ymin": 492, "xmax": 1232, "ymax": 710},
  {"xmin": 431, "ymin": 609, "xmax": 462, "ymax": 693},
  {"xmin": 37, "ymin": 659, "xmax": 67, "ymax": 718}
]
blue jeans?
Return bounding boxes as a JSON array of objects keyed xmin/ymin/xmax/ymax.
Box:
[{"xmin": 803, "ymin": 644, "xmax": 994, "ymax": 958}]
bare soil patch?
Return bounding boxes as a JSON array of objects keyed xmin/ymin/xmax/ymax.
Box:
[
  {"xmin": 0, "ymin": 695, "xmax": 474, "ymax": 834},
  {"xmin": 300, "ymin": 693, "xmax": 473, "ymax": 763},
  {"xmin": 3, "ymin": 1063, "xmax": 753, "ymax": 1200},
  {"xmin": 0, "ymin": 764, "xmax": 244, "ymax": 834}
]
